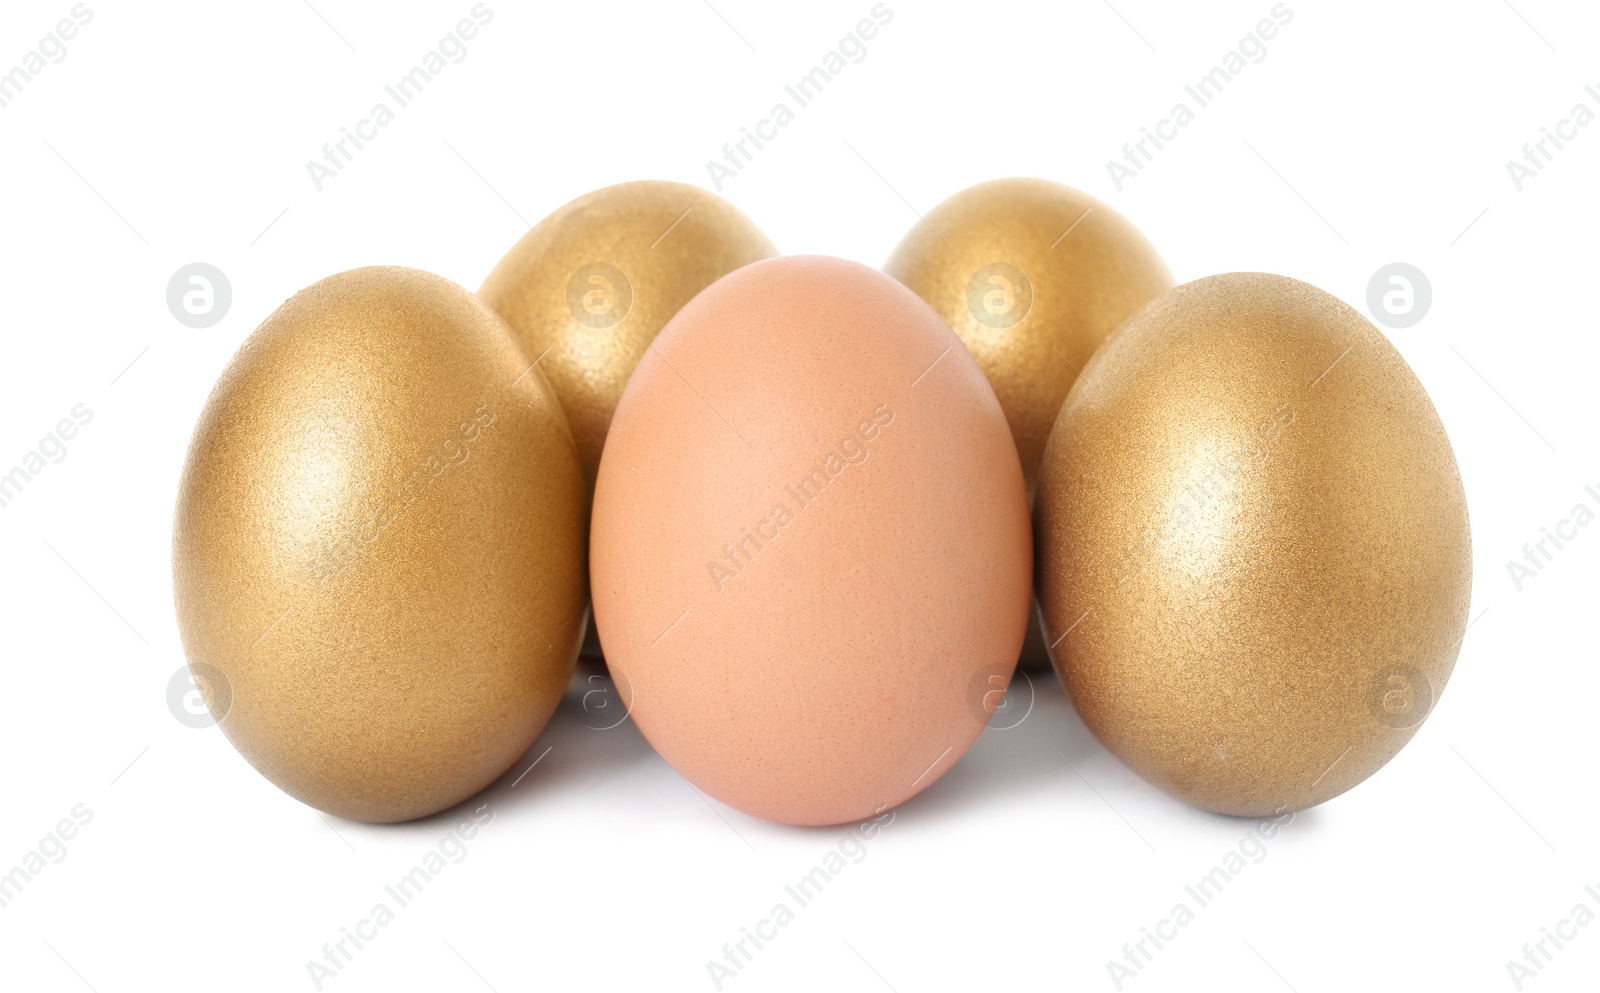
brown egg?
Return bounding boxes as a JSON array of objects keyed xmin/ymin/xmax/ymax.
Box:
[
  {"xmin": 1035, "ymin": 273, "xmax": 1472, "ymax": 816},
  {"xmin": 479, "ymin": 180, "xmax": 777, "ymax": 488},
  {"xmin": 173, "ymin": 267, "xmax": 587, "ymax": 823},
  {"xmin": 590, "ymin": 256, "xmax": 1032, "ymax": 826},
  {"xmin": 883, "ymin": 177, "xmax": 1172, "ymax": 493}
]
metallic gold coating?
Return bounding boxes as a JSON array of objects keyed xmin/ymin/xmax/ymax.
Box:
[
  {"xmin": 173, "ymin": 267, "xmax": 587, "ymax": 823},
  {"xmin": 883, "ymin": 177, "xmax": 1172, "ymax": 494},
  {"xmin": 479, "ymin": 180, "xmax": 778, "ymax": 489},
  {"xmin": 1034, "ymin": 273, "xmax": 1472, "ymax": 816}
]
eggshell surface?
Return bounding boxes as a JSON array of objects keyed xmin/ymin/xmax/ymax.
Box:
[
  {"xmin": 591, "ymin": 256, "xmax": 1032, "ymax": 826},
  {"xmin": 479, "ymin": 180, "xmax": 777, "ymax": 488},
  {"xmin": 1034, "ymin": 272, "xmax": 1472, "ymax": 816},
  {"xmin": 173, "ymin": 267, "xmax": 587, "ymax": 823},
  {"xmin": 883, "ymin": 177, "xmax": 1172, "ymax": 493}
]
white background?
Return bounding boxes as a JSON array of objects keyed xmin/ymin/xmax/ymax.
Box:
[{"xmin": 2, "ymin": 1, "xmax": 1597, "ymax": 990}]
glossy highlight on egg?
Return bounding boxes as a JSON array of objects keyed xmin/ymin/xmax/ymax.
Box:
[
  {"xmin": 479, "ymin": 180, "xmax": 777, "ymax": 488},
  {"xmin": 1034, "ymin": 272, "xmax": 1472, "ymax": 816},
  {"xmin": 173, "ymin": 267, "xmax": 587, "ymax": 823},
  {"xmin": 884, "ymin": 177, "xmax": 1173, "ymax": 493}
]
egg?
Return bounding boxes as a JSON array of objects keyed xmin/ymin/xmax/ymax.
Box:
[
  {"xmin": 883, "ymin": 177, "xmax": 1172, "ymax": 493},
  {"xmin": 173, "ymin": 267, "xmax": 587, "ymax": 823},
  {"xmin": 479, "ymin": 180, "xmax": 777, "ymax": 488},
  {"xmin": 885, "ymin": 178, "xmax": 1172, "ymax": 670},
  {"xmin": 483, "ymin": 181, "xmax": 775, "ymax": 662},
  {"xmin": 590, "ymin": 256, "xmax": 1032, "ymax": 826},
  {"xmin": 1034, "ymin": 273, "xmax": 1472, "ymax": 816}
]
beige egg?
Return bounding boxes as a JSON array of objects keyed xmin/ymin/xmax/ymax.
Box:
[
  {"xmin": 173, "ymin": 267, "xmax": 587, "ymax": 823},
  {"xmin": 1035, "ymin": 273, "xmax": 1472, "ymax": 815},
  {"xmin": 591, "ymin": 256, "xmax": 1032, "ymax": 826}
]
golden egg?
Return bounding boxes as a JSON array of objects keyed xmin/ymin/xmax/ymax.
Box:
[
  {"xmin": 173, "ymin": 267, "xmax": 587, "ymax": 823},
  {"xmin": 1035, "ymin": 273, "xmax": 1471, "ymax": 816},
  {"xmin": 479, "ymin": 180, "xmax": 778, "ymax": 488},
  {"xmin": 883, "ymin": 177, "xmax": 1173, "ymax": 493}
]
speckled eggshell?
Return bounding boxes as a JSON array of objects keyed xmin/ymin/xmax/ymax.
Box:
[
  {"xmin": 173, "ymin": 267, "xmax": 587, "ymax": 823},
  {"xmin": 1035, "ymin": 272, "xmax": 1472, "ymax": 816},
  {"xmin": 590, "ymin": 256, "xmax": 1032, "ymax": 827}
]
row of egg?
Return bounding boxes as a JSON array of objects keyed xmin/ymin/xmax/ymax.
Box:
[{"xmin": 173, "ymin": 179, "xmax": 1470, "ymax": 826}]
